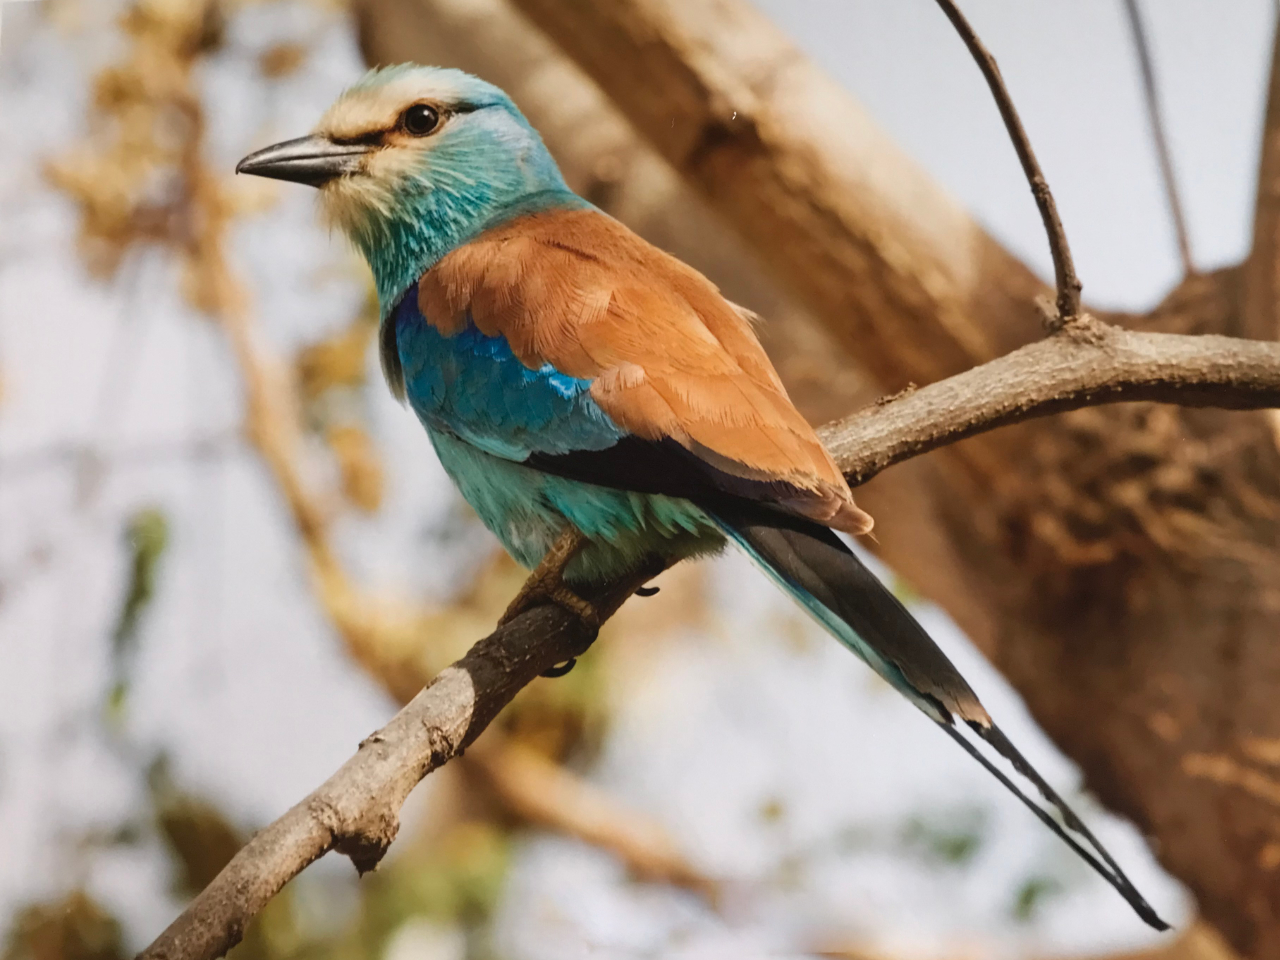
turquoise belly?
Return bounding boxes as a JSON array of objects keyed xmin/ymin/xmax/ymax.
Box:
[{"xmin": 429, "ymin": 430, "xmax": 723, "ymax": 584}]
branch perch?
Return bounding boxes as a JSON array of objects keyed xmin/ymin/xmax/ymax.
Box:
[
  {"xmin": 819, "ymin": 319, "xmax": 1280, "ymax": 485},
  {"xmin": 138, "ymin": 319, "xmax": 1280, "ymax": 960},
  {"xmin": 137, "ymin": 559, "xmax": 663, "ymax": 960}
]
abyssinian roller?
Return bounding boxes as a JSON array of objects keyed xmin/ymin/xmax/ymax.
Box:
[{"xmin": 237, "ymin": 65, "xmax": 1167, "ymax": 929}]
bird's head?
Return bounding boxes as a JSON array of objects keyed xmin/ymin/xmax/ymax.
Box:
[{"xmin": 237, "ymin": 65, "xmax": 572, "ymax": 307}]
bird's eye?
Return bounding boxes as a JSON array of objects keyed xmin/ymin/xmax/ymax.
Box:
[{"xmin": 402, "ymin": 103, "xmax": 440, "ymax": 137}]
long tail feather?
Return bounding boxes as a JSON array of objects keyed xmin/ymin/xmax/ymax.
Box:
[
  {"xmin": 709, "ymin": 505, "xmax": 1169, "ymax": 931},
  {"xmin": 942, "ymin": 723, "xmax": 1168, "ymax": 930}
]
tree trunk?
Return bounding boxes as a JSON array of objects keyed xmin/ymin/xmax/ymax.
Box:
[{"xmin": 352, "ymin": 0, "xmax": 1280, "ymax": 953}]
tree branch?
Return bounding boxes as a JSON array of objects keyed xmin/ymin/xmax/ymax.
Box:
[
  {"xmin": 820, "ymin": 319, "xmax": 1280, "ymax": 485},
  {"xmin": 930, "ymin": 0, "xmax": 1082, "ymax": 323},
  {"xmin": 136, "ymin": 560, "xmax": 663, "ymax": 960},
  {"xmin": 138, "ymin": 318, "xmax": 1280, "ymax": 960}
]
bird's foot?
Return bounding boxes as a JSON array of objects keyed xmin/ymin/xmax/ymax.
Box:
[
  {"xmin": 501, "ymin": 578, "xmax": 600, "ymax": 678},
  {"xmin": 500, "ymin": 526, "xmax": 601, "ymax": 677},
  {"xmin": 500, "ymin": 577, "xmax": 602, "ymax": 632}
]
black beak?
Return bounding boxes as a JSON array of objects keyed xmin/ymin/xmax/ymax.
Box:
[{"xmin": 235, "ymin": 135, "xmax": 370, "ymax": 187}]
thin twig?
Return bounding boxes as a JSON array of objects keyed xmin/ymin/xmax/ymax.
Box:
[
  {"xmin": 1245, "ymin": 11, "xmax": 1280, "ymax": 340},
  {"xmin": 1122, "ymin": 0, "xmax": 1194, "ymax": 276},
  {"xmin": 138, "ymin": 316, "xmax": 1280, "ymax": 960},
  {"xmin": 930, "ymin": 0, "xmax": 1082, "ymax": 324}
]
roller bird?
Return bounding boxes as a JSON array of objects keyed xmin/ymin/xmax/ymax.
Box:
[{"xmin": 237, "ymin": 65, "xmax": 1167, "ymax": 929}]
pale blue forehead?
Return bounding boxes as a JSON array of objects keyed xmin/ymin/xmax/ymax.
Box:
[{"xmin": 348, "ymin": 64, "xmax": 516, "ymax": 111}]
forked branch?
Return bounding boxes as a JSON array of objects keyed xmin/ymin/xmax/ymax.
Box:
[{"xmin": 820, "ymin": 319, "xmax": 1280, "ymax": 484}]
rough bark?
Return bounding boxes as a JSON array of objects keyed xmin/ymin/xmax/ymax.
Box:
[{"xmin": 358, "ymin": 0, "xmax": 1280, "ymax": 954}]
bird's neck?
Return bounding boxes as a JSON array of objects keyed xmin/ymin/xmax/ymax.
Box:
[{"xmin": 353, "ymin": 171, "xmax": 587, "ymax": 315}]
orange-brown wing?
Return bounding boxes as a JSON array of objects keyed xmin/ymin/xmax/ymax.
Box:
[{"xmin": 418, "ymin": 207, "xmax": 873, "ymax": 535}]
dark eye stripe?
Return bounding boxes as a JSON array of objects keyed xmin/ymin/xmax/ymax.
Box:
[
  {"xmin": 326, "ymin": 102, "xmax": 488, "ymax": 147},
  {"xmin": 330, "ymin": 129, "xmax": 384, "ymax": 147}
]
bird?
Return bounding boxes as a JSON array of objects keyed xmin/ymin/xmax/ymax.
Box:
[{"xmin": 237, "ymin": 64, "xmax": 1168, "ymax": 930}]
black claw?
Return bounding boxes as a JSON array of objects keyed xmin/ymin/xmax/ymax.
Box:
[
  {"xmin": 541, "ymin": 658, "xmax": 577, "ymax": 678},
  {"xmin": 635, "ymin": 585, "xmax": 660, "ymax": 597}
]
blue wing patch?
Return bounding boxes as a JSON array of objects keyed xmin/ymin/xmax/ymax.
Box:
[{"xmin": 392, "ymin": 283, "xmax": 627, "ymax": 461}]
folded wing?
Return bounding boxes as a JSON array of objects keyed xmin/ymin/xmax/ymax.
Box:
[{"xmin": 416, "ymin": 206, "xmax": 873, "ymax": 535}]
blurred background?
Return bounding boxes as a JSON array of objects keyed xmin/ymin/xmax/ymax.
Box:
[{"xmin": 0, "ymin": 1, "xmax": 1271, "ymax": 958}]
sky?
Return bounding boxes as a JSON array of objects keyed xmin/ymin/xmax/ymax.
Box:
[
  {"xmin": 754, "ymin": 0, "xmax": 1274, "ymax": 310},
  {"xmin": 0, "ymin": 1, "xmax": 1274, "ymax": 958}
]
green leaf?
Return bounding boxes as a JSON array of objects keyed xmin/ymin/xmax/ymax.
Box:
[
  {"xmin": 1011, "ymin": 874, "xmax": 1064, "ymax": 923},
  {"xmin": 106, "ymin": 507, "xmax": 169, "ymax": 718}
]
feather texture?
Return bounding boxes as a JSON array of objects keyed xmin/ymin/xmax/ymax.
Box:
[{"xmin": 416, "ymin": 207, "xmax": 874, "ymax": 535}]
